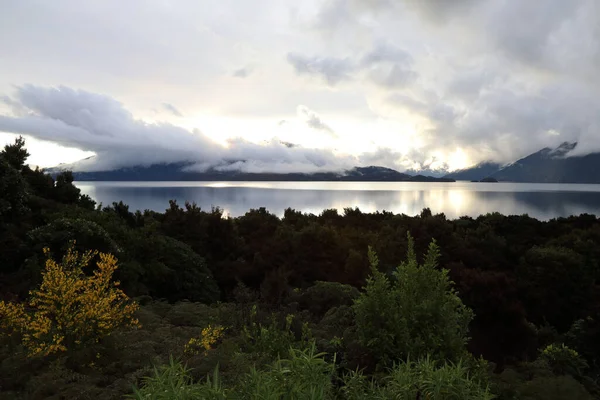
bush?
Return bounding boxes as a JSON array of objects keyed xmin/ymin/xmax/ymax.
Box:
[
  {"xmin": 241, "ymin": 305, "xmax": 312, "ymax": 360},
  {"xmin": 353, "ymin": 234, "xmax": 473, "ymax": 366},
  {"xmin": 518, "ymin": 375, "xmax": 593, "ymax": 400},
  {"xmin": 290, "ymin": 281, "xmax": 360, "ymax": 318},
  {"xmin": 540, "ymin": 343, "xmax": 588, "ymax": 377},
  {"xmin": 28, "ymin": 217, "xmax": 119, "ymax": 257},
  {"xmin": 126, "ymin": 233, "xmax": 220, "ymax": 303},
  {"xmin": 0, "ymin": 244, "xmax": 139, "ymax": 356}
]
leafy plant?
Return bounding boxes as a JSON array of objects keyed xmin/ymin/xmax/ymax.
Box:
[
  {"xmin": 540, "ymin": 343, "xmax": 588, "ymax": 377},
  {"xmin": 353, "ymin": 234, "xmax": 474, "ymax": 366},
  {"xmin": 0, "ymin": 243, "xmax": 139, "ymax": 356},
  {"xmin": 381, "ymin": 357, "xmax": 494, "ymax": 400},
  {"xmin": 184, "ymin": 324, "xmax": 225, "ymax": 356},
  {"xmin": 340, "ymin": 357, "xmax": 494, "ymax": 400},
  {"xmin": 237, "ymin": 342, "xmax": 336, "ymax": 399},
  {"xmin": 131, "ymin": 356, "xmax": 227, "ymax": 400},
  {"xmin": 241, "ymin": 305, "xmax": 312, "ymax": 359}
]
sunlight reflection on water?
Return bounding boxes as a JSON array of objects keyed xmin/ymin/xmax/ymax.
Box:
[{"xmin": 76, "ymin": 181, "xmax": 600, "ymax": 220}]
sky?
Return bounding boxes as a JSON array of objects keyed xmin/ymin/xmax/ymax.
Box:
[{"xmin": 0, "ymin": 0, "xmax": 599, "ymax": 173}]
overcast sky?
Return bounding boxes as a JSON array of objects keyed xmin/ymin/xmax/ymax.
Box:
[{"xmin": 0, "ymin": 0, "xmax": 599, "ymax": 172}]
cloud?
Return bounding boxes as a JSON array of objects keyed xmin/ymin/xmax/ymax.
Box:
[
  {"xmin": 287, "ymin": 42, "xmax": 416, "ymax": 90},
  {"xmin": 304, "ymin": 0, "xmax": 600, "ymax": 165},
  {"xmin": 2, "ymin": 0, "xmax": 600, "ymax": 173},
  {"xmin": 360, "ymin": 42, "xmax": 414, "ymax": 66},
  {"xmin": 0, "ymin": 85, "xmax": 357, "ymax": 173},
  {"xmin": 233, "ymin": 67, "xmax": 253, "ymax": 78},
  {"xmin": 401, "ymin": 0, "xmax": 481, "ymax": 22},
  {"xmin": 162, "ymin": 102, "xmax": 183, "ymax": 117},
  {"xmin": 286, "ymin": 53, "xmax": 356, "ymax": 86},
  {"xmin": 296, "ymin": 105, "xmax": 336, "ymax": 136}
]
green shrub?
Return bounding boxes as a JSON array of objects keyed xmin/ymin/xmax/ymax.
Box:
[
  {"xmin": 241, "ymin": 305, "xmax": 312, "ymax": 360},
  {"xmin": 27, "ymin": 217, "xmax": 119, "ymax": 257},
  {"xmin": 518, "ymin": 375, "xmax": 593, "ymax": 400},
  {"xmin": 353, "ymin": 234, "xmax": 474, "ymax": 366},
  {"xmin": 540, "ymin": 343, "xmax": 588, "ymax": 377},
  {"xmin": 290, "ymin": 281, "xmax": 360, "ymax": 318}
]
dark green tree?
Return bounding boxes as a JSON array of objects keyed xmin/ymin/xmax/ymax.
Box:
[{"xmin": 2, "ymin": 136, "xmax": 29, "ymax": 171}]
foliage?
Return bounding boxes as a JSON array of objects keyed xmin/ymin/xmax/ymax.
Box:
[
  {"xmin": 134, "ymin": 350, "xmax": 492, "ymax": 400},
  {"xmin": 490, "ymin": 364, "xmax": 594, "ymax": 400},
  {"xmin": 2, "ymin": 136, "xmax": 29, "ymax": 171},
  {"xmin": 379, "ymin": 357, "xmax": 494, "ymax": 399},
  {"xmin": 131, "ymin": 356, "xmax": 227, "ymax": 400},
  {"xmin": 540, "ymin": 343, "xmax": 588, "ymax": 377},
  {"xmin": 134, "ymin": 343, "xmax": 334, "ymax": 400},
  {"xmin": 28, "ymin": 217, "xmax": 119, "ymax": 256},
  {"xmin": 0, "ymin": 157, "xmax": 29, "ymax": 221},
  {"xmin": 0, "ymin": 244, "xmax": 139, "ymax": 356},
  {"xmin": 289, "ymin": 281, "xmax": 360, "ymax": 318},
  {"xmin": 353, "ymin": 234, "xmax": 474, "ymax": 366},
  {"xmin": 517, "ymin": 245, "xmax": 594, "ymax": 331},
  {"xmin": 238, "ymin": 343, "xmax": 335, "ymax": 399},
  {"xmin": 517, "ymin": 375, "xmax": 594, "ymax": 400},
  {"xmin": 3, "ymin": 139, "xmax": 600, "ymax": 399},
  {"xmin": 125, "ymin": 232, "xmax": 220, "ymax": 303},
  {"xmin": 241, "ymin": 305, "xmax": 312, "ymax": 360},
  {"xmin": 184, "ymin": 324, "xmax": 225, "ymax": 356}
]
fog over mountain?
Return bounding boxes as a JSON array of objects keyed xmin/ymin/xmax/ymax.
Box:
[{"xmin": 1, "ymin": 0, "xmax": 599, "ymax": 173}]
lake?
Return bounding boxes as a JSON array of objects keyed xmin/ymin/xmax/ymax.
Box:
[{"xmin": 75, "ymin": 181, "xmax": 600, "ymax": 220}]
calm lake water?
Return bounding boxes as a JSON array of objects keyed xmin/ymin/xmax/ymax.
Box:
[{"xmin": 75, "ymin": 181, "xmax": 600, "ymax": 220}]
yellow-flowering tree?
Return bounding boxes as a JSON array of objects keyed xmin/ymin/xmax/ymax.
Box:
[{"xmin": 0, "ymin": 244, "xmax": 139, "ymax": 357}]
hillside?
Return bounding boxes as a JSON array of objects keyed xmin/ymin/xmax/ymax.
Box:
[
  {"xmin": 491, "ymin": 142, "xmax": 600, "ymax": 183},
  {"xmin": 443, "ymin": 142, "xmax": 600, "ymax": 183},
  {"xmin": 444, "ymin": 162, "xmax": 503, "ymax": 181},
  {"xmin": 47, "ymin": 162, "xmax": 455, "ymax": 182}
]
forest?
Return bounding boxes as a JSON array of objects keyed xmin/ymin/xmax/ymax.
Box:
[{"xmin": 1, "ymin": 137, "xmax": 600, "ymax": 399}]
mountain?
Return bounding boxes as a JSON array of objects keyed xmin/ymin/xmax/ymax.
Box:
[
  {"xmin": 443, "ymin": 162, "xmax": 503, "ymax": 181},
  {"xmin": 47, "ymin": 162, "xmax": 455, "ymax": 182},
  {"xmin": 404, "ymin": 167, "xmax": 449, "ymax": 178},
  {"xmin": 490, "ymin": 142, "xmax": 600, "ymax": 183},
  {"xmin": 443, "ymin": 142, "xmax": 600, "ymax": 183}
]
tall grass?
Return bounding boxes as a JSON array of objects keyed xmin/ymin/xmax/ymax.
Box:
[
  {"xmin": 131, "ymin": 356, "xmax": 226, "ymax": 399},
  {"xmin": 132, "ymin": 351, "xmax": 494, "ymax": 399},
  {"xmin": 132, "ymin": 343, "xmax": 335, "ymax": 399}
]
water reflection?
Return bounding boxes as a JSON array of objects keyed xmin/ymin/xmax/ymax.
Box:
[{"xmin": 76, "ymin": 182, "xmax": 600, "ymax": 220}]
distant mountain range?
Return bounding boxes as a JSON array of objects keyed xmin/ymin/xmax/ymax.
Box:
[
  {"xmin": 48, "ymin": 141, "xmax": 600, "ymax": 183},
  {"xmin": 47, "ymin": 162, "xmax": 455, "ymax": 182},
  {"xmin": 444, "ymin": 142, "xmax": 600, "ymax": 183}
]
